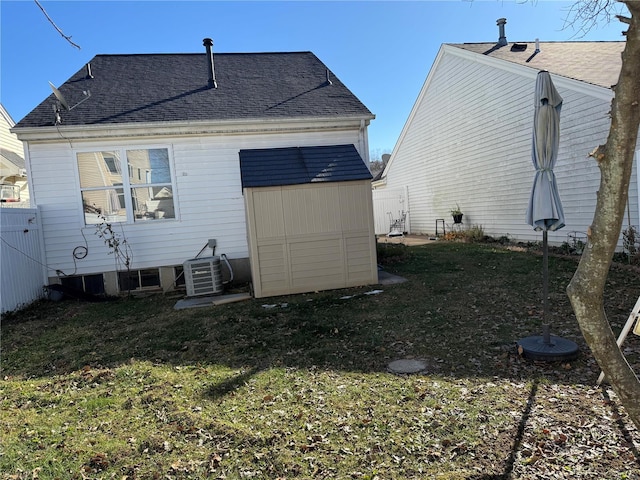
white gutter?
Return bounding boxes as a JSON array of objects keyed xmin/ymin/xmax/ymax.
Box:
[
  {"xmin": 12, "ymin": 115, "xmax": 374, "ymax": 143},
  {"xmin": 371, "ymin": 178, "xmax": 386, "ymax": 189}
]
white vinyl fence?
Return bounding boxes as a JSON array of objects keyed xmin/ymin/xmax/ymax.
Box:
[
  {"xmin": 1, "ymin": 207, "xmax": 47, "ymax": 314},
  {"xmin": 372, "ymin": 187, "xmax": 409, "ymax": 235}
]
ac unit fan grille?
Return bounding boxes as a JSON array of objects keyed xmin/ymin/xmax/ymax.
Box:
[{"xmin": 184, "ymin": 256, "xmax": 223, "ymax": 296}]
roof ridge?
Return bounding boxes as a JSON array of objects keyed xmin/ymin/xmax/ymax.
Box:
[
  {"xmin": 91, "ymin": 51, "xmax": 315, "ymax": 57},
  {"xmin": 449, "ymin": 40, "xmax": 625, "ymax": 46},
  {"xmin": 14, "ymin": 50, "xmax": 372, "ymax": 128}
]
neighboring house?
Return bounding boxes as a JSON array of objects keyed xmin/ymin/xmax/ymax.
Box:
[
  {"xmin": 12, "ymin": 40, "xmax": 377, "ymax": 297},
  {"xmin": 0, "ymin": 104, "xmax": 29, "ymax": 206},
  {"xmin": 374, "ymin": 20, "xmax": 639, "ymax": 246}
]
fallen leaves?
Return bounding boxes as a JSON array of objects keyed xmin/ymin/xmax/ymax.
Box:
[
  {"xmin": 511, "ymin": 382, "xmax": 640, "ymax": 478},
  {"xmin": 2, "ymin": 243, "xmax": 640, "ymax": 478}
]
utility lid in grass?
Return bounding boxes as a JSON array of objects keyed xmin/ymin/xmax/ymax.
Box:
[{"xmin": 388, "ymin": 359, "xmax": 427, "ymax": 374}]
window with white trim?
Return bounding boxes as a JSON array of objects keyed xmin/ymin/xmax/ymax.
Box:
[{"xmin": 77, "ymin": 147, "xmax": 175, "ymax": 224}]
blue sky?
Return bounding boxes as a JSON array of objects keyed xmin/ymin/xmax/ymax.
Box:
[{"xmin": 1, "ymin": 1, "xmax": 628, "ymax": 157}]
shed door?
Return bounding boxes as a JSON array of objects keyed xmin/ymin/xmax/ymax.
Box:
[{"xmin": 244, "ymin": 180, "xmax": 377, "ymax": 298}]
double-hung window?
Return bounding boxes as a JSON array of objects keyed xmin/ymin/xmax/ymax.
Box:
[{"xmin": 77, "ymin": 147, "xmax": 175, "ymax": 224}]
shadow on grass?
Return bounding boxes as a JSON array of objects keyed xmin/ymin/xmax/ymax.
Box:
[
  {"xmin": 602, "ymin": 387, "xmax": 640, "ymax": 463},
  {"xmin": 3, "ymin": 243, "xmax": 640, "ymax": 479},
  {"xmin": 204, "ymin": 366, "xmax": 263, "ymax": 400},
  {"xmin": 3, "ymin": 242, "xmax": 639, "ymax": 388}
]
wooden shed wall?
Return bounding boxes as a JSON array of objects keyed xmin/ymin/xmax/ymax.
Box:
[{"xmin": 244, "ymin": 180, "xmax": 377, "ymax": 298}]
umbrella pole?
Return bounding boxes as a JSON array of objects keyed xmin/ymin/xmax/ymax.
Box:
[
  {"xmin": 518, "ymin": 71, "xmax": 578, "ymax": 361},
  {"xmin": 542, "ymin": 230, "xmax": 551, "ymax": 344},
  {"xmin": 517, "ymin": 226, "xmax": 578, "ymax": 360}
]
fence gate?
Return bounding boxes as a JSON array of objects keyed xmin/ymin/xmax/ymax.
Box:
[{"xmin": 372, "ymin": 187, "xmax": 409, "ymax": 236}]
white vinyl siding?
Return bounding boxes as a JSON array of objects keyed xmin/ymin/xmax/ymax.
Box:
[
  {"xmin": 0, "ymin": 108, "xmax": 24, "ymax": 155},
  {"xmin": 26, "ymin": 128, "xmax": 364, "ymax": 279},
  {"xmin": 383, "ymin": 47, "xmax": 639, "ymax": 245},
  {"xmin": 1, "ymin": 108, "xmax": 30, "ymax": 206}
]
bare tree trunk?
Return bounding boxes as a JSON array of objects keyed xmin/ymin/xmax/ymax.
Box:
[{"xmin": 567, "ymin": 1, "xmax": 640, "ymax": 428}]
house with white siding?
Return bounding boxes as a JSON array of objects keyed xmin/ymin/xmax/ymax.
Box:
[
  {"xmin": 0, "ymin": 104, "xmax": 29, "ymax": 206},
  {"xmin": 374, "ymin": 23, "xmax": 638, "ymax": 246},
  {"xmin": 12, "ymin": 40, "xmax": 377, "ymax": 297}
]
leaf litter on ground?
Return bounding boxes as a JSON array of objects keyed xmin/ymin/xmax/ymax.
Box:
[{"xmin": 1, "ymin": 241, "xmax": 640, "ymax": 479}]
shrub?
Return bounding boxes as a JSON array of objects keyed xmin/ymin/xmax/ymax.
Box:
[
  {"xmin": 442, "ymin": 224, "xmax": 485, "ymax": 243},
  {"xmin": 623, "ymin": 225, "xmax": 639, "ymax": 264},
  {"xmin": 466, "ymin": 224, "xmax": 485, "ymax": 243},
  {"xmin": 376, "ymin": 242, "xmax": 411, "ymax": 265}
]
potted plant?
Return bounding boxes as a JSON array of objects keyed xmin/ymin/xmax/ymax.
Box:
[{"xmin": 450, "ymin": 203, "xmax": 463, "ymax": 224}]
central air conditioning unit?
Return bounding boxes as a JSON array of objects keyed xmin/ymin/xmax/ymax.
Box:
[{"xmin": 183, "ymin": 256, "xmax": 224, "ymax": 297}]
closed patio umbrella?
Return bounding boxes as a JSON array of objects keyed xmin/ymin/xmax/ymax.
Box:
[
  {"xmin": 519, "ymin": 70, "xmax": 578, "ymax": 361},
  {"xmin": 526, "ymin": 70, "xmax": 565, "ymax": 233}
]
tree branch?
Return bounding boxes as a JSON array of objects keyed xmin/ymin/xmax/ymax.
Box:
[
  {"xmin": 617, "ymin": 14, "xmax": 632, "ymax": 25},
  {"xmin": 34, "ymin": 0, "xmax": 80, "ymax": 50}
]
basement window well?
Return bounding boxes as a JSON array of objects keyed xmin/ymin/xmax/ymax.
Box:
[
  {"xmin": 118, "ymin": 268, "xmax": 161, "ymax": 292},
  {"xmin": 60, "ymin": 274, "xmax": 105, "ymax": 295}
]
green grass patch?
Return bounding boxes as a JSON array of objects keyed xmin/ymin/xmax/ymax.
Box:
[{"xmin": 2, "ymin": 242, "xmax": 640, "ymax": 479}]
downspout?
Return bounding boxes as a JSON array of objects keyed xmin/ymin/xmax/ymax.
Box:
[
  {"xmin": 404, "ymin": 185, "xmax": 411, "ymax": 234},
  {"xmin": 636, "ymin": 150, "xmax": 640, "ymax": 227},
  {"xmin": 359, "ymin": 119, "xmax": 370, "ymax": 163},
  {"xmin": 22, "ymin": 142, "xmax": 35, "ymax": 208}
]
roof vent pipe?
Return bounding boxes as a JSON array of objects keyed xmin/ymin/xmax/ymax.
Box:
[
  {"xmin": 203, "ymin": 38, "xmax": 217, "ymax": 89},
  {"xmin": 85, "ymin": 63, "xmax": 94, "ymax": 79},
  {"xmin": 497, "ymin": 18, "xmax": 507, "ymax": 46},
  {"xmin": 535, "ymin": 38, "xmax": 540, "ymax": 53}
]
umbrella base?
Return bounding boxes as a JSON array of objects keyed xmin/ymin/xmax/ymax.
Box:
[{"xmin": 517, "ymin": 335, "xmax": 579, "ymax": 362}]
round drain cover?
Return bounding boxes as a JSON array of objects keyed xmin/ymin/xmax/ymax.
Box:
[{"xmin": 388, "ymin": 359, "xmax": 426, "ymax": 374}]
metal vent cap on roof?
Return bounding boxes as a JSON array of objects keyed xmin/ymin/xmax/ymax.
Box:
[
  {"xmin": 203, "ymin": 37, "xmax": 217, "ymax": 89},
  {"xmin": 497, "ymin": 18, "xmax": 507, "ymax": 46}
]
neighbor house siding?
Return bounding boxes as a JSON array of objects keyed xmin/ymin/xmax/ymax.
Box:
[
  {"xmin": 27, "ymin": 128, "xmax": 363, "ymax": 282},
  {"xmin": 1, "ymin": 106, "xmax": 30, "ymax": 207},
  {"xmin": 1, "ymin": 108, "xmax": 23, "ymax": 155},
  {"xmin": 383, "ymin": 47, "xmax": 639, "ymax": 244}
]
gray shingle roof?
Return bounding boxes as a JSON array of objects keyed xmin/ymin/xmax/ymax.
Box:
[
  {"xmin": 0, "ymin": 148, "xmax": 25, "ymax": 169},
  {"xmin": 450, "ymin": 41, "xmax": 624, "ymax": 88},
  {"xmin": 16, "ymin": 52, "xmax": 373, "ymax": 128},
  {"xmin": 239, "ymin": 144, "xmax": 372, "ymax": 188}
]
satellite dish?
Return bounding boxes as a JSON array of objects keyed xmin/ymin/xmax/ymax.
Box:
[
  {"xmin": 48, "ymin": 81, "xmax": 91, "ymax": 112},
  {"xmin": 49, "ymin": 81, "xmax": 70, "ymax": 110}
]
